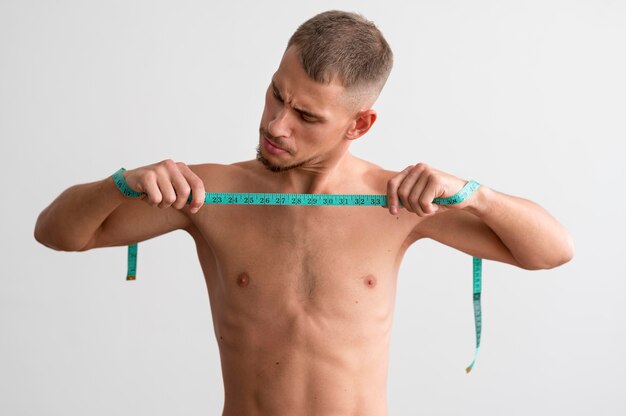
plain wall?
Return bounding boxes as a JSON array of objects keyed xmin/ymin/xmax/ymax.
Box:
[{"xmin": 1, "ymin": 0, "xmax": 624, "ymax": 415}]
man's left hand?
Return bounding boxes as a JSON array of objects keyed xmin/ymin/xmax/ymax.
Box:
[{"xmin": 386, "ymin": 163, "xmax": 471, "ymax": 216}]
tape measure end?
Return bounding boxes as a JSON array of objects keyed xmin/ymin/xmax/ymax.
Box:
[
  {"xmin": 465, "ymin": 366, "xmax": 472, "ymax": 374},
  {"xmin": 126, "ymin": 275, "xmax": 136, "ymax": 281}
]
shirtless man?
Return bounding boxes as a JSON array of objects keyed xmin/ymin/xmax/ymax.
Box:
[{"xmin": 34, "ymin": 10, "xmax": 574, "ymax": 416}]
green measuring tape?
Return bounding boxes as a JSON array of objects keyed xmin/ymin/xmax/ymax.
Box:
[{"xmin": 112, "ymin": 168, "xmax": 482, "ymax": 373}]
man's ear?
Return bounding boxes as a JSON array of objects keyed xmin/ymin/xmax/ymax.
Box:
[{"xmin": 345, "ymin": 109, "xmax": 377, "ymax": 140}]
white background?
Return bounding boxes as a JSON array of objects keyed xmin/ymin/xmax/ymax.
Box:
[{"xmin": 1, "ymin": 0, "xmax": 624, "ymax": 415}]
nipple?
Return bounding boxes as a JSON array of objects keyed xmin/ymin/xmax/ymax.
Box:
[
  {"xmin": 363, "ymin": 274, "xmax": 377, "ymax": 288},
  {"xmin": 237, "ymin": 272, "xmax": 250, "ymax": 287}
]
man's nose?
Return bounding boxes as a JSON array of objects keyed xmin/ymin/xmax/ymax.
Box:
[{"xmin": 267, "ymin": 106, "xmax": 292, "ymax": 138}]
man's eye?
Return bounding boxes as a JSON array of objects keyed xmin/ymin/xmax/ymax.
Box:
[
  {"xmin": 300, "ymin": 113, "xmax": 315, "ymax": 123},
  {"xmin": 272, "ymin": 90, "xmax": 283, "ymax": 102}
]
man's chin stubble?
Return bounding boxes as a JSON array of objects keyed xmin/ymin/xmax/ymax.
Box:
[{"xmin": 255, "ymin": 145, "xmax": 308, "ymax": 173}]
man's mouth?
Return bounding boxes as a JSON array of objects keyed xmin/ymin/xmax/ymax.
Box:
[{"xmin": 263, "ymin": 135, "xmax": 288, "ymax": 154}]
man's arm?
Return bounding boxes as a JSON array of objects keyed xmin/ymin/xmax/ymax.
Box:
[
  {"xmin": 34, "ymin": 160, "xmax": 205, "ymax": 252},
  {"xmin": 387, "ymin": 163, "xmax": 574, "ymax": 270}
]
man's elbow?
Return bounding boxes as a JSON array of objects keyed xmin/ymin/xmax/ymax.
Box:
[
  {"xmin": 520, "ymin": 235, "xmax": 575, "ymax": 271},
  {"xmin": 550, "ymin": 232, "xmax": 575, "ymax": 269},
  {"xmin": 34, "ymin": 220, "xmax": 61, "ymax": 251},
  {"xmin": 533, "ymin": 250, "xmax": 574, "ymax": 270},
  {"xmin": 34, "ymin": 228, "xmax": 71, "ymax": 252},
  {"xmin": 34, "ymin": 230, "xmax": 61, "ymax": 251},
  {"xmin": 33, "ymin": 225, "xmax": 91, "ymax": 252}
]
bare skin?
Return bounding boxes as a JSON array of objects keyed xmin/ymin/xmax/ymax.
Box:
[
  {"xmin": 187, "ymin": 159, "xmax": 416, "ymax": 416},
  {"xmin": 34, "ymin": 45, "xmax": 574, "ymax": 415}
]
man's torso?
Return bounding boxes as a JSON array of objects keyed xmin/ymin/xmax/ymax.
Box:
[{"xmin": 184, "ymin": 159, "xmax": 421, "ymax": 415}]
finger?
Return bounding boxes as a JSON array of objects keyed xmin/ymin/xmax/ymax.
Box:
[
  {"xmin": 156, "ymin": 172, "xmax": 177, "ymax": 209},
  {"xmin": 418, "ymin": 175, "xmax": 441, "ymax": 215},
  {"xmin": 178, "ymin": 163, "xmax": 205, "ymax": 213},
  {"xmin": 169, "ymin": 165, "xmax": 191, "ymax": 210},
  {"xmin": 142, "ymin": 171, "xmax": 162, "ymax": 207},
  {"xmin": 407, "ymin": 172, "xmax": 431, "ymax": 216},
  {"xmin": 387, "ymin": 165, "xmax": 413, "ymax": 215},
  {"xmin": 397, "ymin": 163, "xmax": 427, "ymax": 213}
]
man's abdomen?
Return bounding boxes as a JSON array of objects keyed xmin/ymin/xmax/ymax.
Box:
[{"xmin": 212, "ymin": 270, "xmax": 394, "ymax": 416}]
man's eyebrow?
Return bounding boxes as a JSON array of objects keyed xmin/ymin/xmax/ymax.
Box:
[
  {"xmin": 294, "ymin": 106, "xmax": 325, "ymax": 121},
  {"xmin": 271, "ymin": 80, "xmax": 282, "ymax": 97},
  {"xmin": 271, "ymin": 80, "xmax": 326, "ymax": 122}
]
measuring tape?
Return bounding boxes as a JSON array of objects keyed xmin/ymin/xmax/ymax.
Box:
[{"xmin": 114, "ymin": 168, "xmax": 482, "ymax": 373}]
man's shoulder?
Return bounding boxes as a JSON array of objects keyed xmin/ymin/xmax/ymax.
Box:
[
  {"xmin": 187, "ymin": 160, "xmax": 261, "ymax": 190},
  {"xmin": 187, "ymin": 160, "xmax": 254, "ymax": 174},
  {"xmin": 355, "ymin": 157, "xmax": 401, "ymax": 193}
]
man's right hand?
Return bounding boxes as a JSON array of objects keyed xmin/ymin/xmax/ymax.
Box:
[
  {"xmin": 35, "ymin": 159, "xmax": 207, "ymax": 251},
  {"xmin": 124, "ymin": 159, "xmax": 206, "ymax": 214}
]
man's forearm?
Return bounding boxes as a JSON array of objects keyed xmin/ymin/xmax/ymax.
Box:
[
  {"xmin": 34, "ymin": 176, "xmax": 127, "ymax": 251},
  {"xmin": 466, "ymin": 186, "xmax": 574, "ymax": 270}
]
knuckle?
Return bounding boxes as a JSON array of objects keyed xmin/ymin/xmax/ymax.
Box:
[
  {"xmin": 413, "ymin": 165, "xmax": 428, "ymax": 175},
  {"xmin": 149, "ymin": 195, "xmax": 162, "ymax": 206},
  {"xmin": 155, "ymin": 164, "xmax": 168, "ymax": 175},
  {"xmin": 419, "ymin": 196, "xmax": 431, "ymax": 208},
  {"xmin": 180, "ymin": 184, "xmax": 191, "ymax": 196},
  {"xmin": 162, "ymin": 158, "xmax": 175, "ymax": 167},
  {"xmin": 176, "ymin": 186, "xmax": 191, "ymax": 201}
]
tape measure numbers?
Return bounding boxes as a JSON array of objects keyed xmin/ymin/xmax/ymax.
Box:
[{"xmin": 120, "ymin": 179, "xmax": 483, "ymax": 373}]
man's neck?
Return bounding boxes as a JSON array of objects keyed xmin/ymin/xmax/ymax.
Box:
[{"xmin": 270, "ymin": 151, "xmax": 357, "ymax": 194}]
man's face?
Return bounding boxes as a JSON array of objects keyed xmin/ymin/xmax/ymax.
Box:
[{"xmin": 257, "ymin": 46, "xmax": 357, "ymax": 172}]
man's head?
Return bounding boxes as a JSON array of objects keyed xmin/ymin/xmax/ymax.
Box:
[
  {"xmin": 257, "ymin": 10, "xmax": 393, "ymax": 173},
  {"xmin": 286, "ymin": 10, "xmax": 394, "ymax": 109}
]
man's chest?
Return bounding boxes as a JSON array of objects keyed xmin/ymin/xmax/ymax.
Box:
[{"xmin": 189, "ymin": 204, "xmax": 418, "ymax": 303}]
